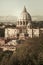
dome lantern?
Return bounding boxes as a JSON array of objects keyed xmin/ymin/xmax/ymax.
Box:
[{"xmin": 23, "ymin": 6, "xmax": 27, "ymax": 12}]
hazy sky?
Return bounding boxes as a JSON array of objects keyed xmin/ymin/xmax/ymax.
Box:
[{"xmin": 0, "ymin": 0, "xmax": 43, "ymax": 16}]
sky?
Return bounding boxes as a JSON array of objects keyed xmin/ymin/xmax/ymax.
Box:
[{"xmin": 0, "ymin": 0, "xmax": 43, "ymax": 16}]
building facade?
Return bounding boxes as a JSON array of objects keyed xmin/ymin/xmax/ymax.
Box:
[{"xmin": 4, "ymin": 6, "xmax": 43, "ymax": 40}]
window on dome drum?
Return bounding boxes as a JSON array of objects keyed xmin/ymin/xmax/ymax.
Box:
[
  {"xmin": 20, "ymin": 21, "xmax": 22, "ymax": 25},
  {"xmin": 23, "ymin": 21, "xmax": 25, "ymax": 25},
  {"xmin": 18, "ymin": 21, "xmax": 19, "ymax": 25}
]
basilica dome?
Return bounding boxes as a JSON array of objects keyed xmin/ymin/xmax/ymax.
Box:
[
  {"xmin": 18, "ymin": 6, "xmax": 31, "ymax": 21},
  {"xmin": 17, "ymin": 6, "xmax": 32, "ymax": 27}
]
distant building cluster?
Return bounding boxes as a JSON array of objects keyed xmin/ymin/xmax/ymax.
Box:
[
  {"xmin": 0, "ymin": 6, "xmax": 43, "ymax": 51},
  {"xmin": 5, "ymin": 6, "xmax": 43, "ymax": 39}
]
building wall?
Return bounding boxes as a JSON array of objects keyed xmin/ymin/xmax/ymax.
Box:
[
  {"xmin": 33, "ymin": 29, "xmax": 39, "ymax": 37},
  {"xmin": 5, "ymin": 27, "xmax": 43, "ymax": 39},
  {"xmin": 5, "ymin": 28, "xmax": 19, "ymax": 39},
  {"xmin": 40, "ymin": 28, "xmax": 43, "ymax": 34},
  {"xmin": 27, "ymin": 28, "xmax": 40, "ymax": 38}
]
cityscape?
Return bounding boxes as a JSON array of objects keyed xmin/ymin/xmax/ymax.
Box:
[
  {"xmin": 0, "ymin": 0, "xmax": 43, "ymax": 65},
  {"xmin": 0, "ymin": 6, "xmax": 43, "ymax": 51}
]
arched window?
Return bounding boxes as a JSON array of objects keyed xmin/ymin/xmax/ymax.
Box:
[
  {"xmin": 18, "ymin": 21, "xmax": 19, "ymax": 25},
  {"xmin": 23, "ymin": 21, "xmax": 25, "ymax": 25},
  {"xmin": 20, "ymin": 21, "xmax": 22, "ymax": 25}
]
